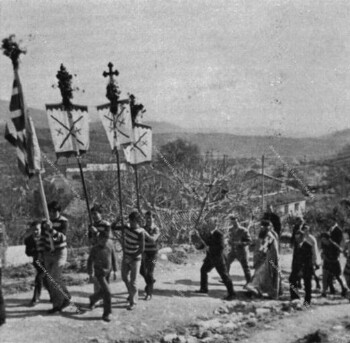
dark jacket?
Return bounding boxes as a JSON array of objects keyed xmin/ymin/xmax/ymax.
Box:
[
  {"xmin": 263, "ymin": 212, "xmax": 282, "ymax": 236},
  {"xmin": 329, "ymin": 225, "xmax": 343, "ymax": 246},
  {"xmin": 292, "ymin": 240, "xmax": 313, "ymax": 273},
  {"xmin": 199, "ymin": 230, "xmax": 225, "ymax": 257},
  {"xmin": 24, "ymin": 235, "xmax": 40, "ymax": 260},
  {"xmin": 87, "ymin": 241, "xmax": 117, "ymax": 277}
]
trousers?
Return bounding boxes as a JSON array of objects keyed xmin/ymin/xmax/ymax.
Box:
[
  {"xmin": 140, "ymin": 252, "xmax": 157, "ymax": 296},
  {"xmin": 32, "ymin": 260, "xmax": 49, "ymax": 302},
  {"xmin": 121, "ymin": 255, "xmax": 141, "ymax": 305},
  {"xmin": 226, "ymin": 247, "xmax": 251, "ymax": 283},
  {"xmin": 0, "ymin": 268, "xmax": 5, "ymax": 325},
  {"xmin": 43, "ymin": 249, "xmax": 70, "ymax": 308},
  {"xmin": 200, "ymin": 253, "xmax": 234, "ymax": 295},
  {"xmin": 289, "ymin": 268, "xmax": 312, "ymax": 305},
  {"xmin": 90, "ymin": 273, "xmax": 111, "ymax": 317}
]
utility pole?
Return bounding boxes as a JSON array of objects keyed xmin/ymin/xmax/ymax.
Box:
[{"xmin": 262, "ymin": 154, "xmax": 265, "ymax": 212}]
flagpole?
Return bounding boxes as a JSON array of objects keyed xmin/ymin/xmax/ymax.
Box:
[
  {"xmin": 55, "ymin": 64, "xmax": 93, "ymax": 228},
  {"xmin": 102, "ymin": 62, "xmax": 125, "ymax": 249},
  {"xmin": 114, "ymin": 146, "xmax": 124, "ymax": 225},
  {"xmin": 133, "ymin": 164, "xmax": 141, "ymax": 213},
  {"xmin": 66, "ymin": 109, "xmax": 93, "ymax": 226}
]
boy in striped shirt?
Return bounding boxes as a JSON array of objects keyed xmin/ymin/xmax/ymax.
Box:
[
  {"xmin": 140, "ymin": 211, "xmax": 160, "ymax": 300},
  {"xmin": 112, "ymin": 211, "xmax": 145, "ymax": 310},
  {"xmin": 38, "ymin": 201, "xmax": 71, "ymax": 314}
]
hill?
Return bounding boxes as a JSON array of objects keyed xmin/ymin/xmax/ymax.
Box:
[{"xmin": 1, "ymin": 100, "xmax": 350, "ymax": 165}]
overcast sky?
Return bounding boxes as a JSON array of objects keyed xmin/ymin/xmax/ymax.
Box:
[{"xmin": 1, "ymin": 0, "xmax": 350, "ymax": 137}]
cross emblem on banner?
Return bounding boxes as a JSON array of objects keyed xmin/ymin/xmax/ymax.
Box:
[
  {"xmin": 104, "ymin": 105, "xmax": 130, "ymax": 139},
  {"xmin": 50, "ymin": 114, "xmax": 84, "ymax": 148},
  {"xmin": 129, "ymin": 131, "xmax": 148, "ymax": 157}
]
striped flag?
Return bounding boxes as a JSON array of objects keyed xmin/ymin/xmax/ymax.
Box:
[{"xmin": 4, "ymin": 71, "xmax": 42, "ymax": 177}]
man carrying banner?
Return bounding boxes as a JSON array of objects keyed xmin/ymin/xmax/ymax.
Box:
[
  {"xmin": 112, "ymin": 211, "xmax": 145, "ymax": 310},
  {"xmin": 39, "ymin": 201, "xmax": 71, "ymax": 314}
]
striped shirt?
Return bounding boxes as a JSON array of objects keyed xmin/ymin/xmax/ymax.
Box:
[
  {"xmin": 144, "ymin": 225, "xmax": 160, "ymax": 253},
  {"xmin": 38, "ymin": 215, "xmax": 68, "ymax": 252},
  {"xmin": 112, "ymin": 224, "xmax": 144, "ymax": 259}
]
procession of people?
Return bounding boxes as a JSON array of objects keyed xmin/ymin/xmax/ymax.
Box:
[{"xmin": 0, "ymin": 202, "xmax": 343, "ymax": 325}]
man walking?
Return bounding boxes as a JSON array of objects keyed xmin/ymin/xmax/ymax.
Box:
[
  {"xmin": 24, "ymin": 221, "xmax": 49, "ymax": 306},
  {"xmin": 39, "ymin": 201, "xmax": 71, "ymax": 314},
  {"xmin": 88, "ymin": 231, "xmax": 117, "ymax": 322},
  {"xmin": 289, "ymin": 229, "xmax": 313, "ymax": 305},
  {"xmin": 226, "ymin": 215, "xmax": 252, "ymax": 284},
  {"xmin": 113, "ymin": 211, "xmax": 145, "ymax": 310},
  {"xmin": 193, "ymin": 218, "xmax": 236, "ymax": 300},
  {"xmin": 140, "ymin": 211, "xmax": 160, "ymax": 301},
  {"xmin": 88, "ymin": 204, "xmax": 112, "ymax": 301}
]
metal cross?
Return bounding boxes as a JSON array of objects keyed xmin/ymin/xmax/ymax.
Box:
[{"xmin": 103, "ymin": 62, "xmax": 119, "ymax": 80}]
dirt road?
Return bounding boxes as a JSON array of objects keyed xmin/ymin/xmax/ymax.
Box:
[{"xmin": 1, "ymin": 252, "xmax": 349, "ymax": 343}]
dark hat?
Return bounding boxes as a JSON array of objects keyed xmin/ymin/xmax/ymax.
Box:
[
  {"xmin": 99, "ymin": 230, "xmax": 109, "ymax": 239},
  {"xmin": 260, "ymin": 219, "xmax": 271, "ymax": 227},
  {"xmin": 91, "ymin": 204, "xmax": 103, "ymax": 213},
  {"xmin": 48, "ymin": 201, "xmax": 61, "ymax": 212},
  {"xmin": 295, "ymin": 229, "xmax": 305, "ymax": 236},
  {"xmin": 129, "ymin": 211, "xmax": 142, "ymax": 223}
]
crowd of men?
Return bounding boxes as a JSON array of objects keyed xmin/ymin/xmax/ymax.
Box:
[{"xmin": 0, "ymin": 202, "xmax": 350, "ymax": 325}]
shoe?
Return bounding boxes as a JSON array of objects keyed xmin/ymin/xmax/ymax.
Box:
[
  {"xmin": 59, "ymin": 299, "xmax": 70, "ymax": 312},
  {"xmin": 47, "ymin": 307, "xmax": 61, "ymax": 314},
  {"xmin": 341, "ymin": 289, "xmax": 348, "ymax": 297},
  {"xmin": 195, "ymin": 289, "xmax": 208, "ymax": 294},
  {"xmin": 28, "ymin": 300, "xmax": 38, "ymax": 307},
  {"xmin": 144, "ymin": 294, "xmax": 152, "ymax": 301},
  {"xmin": 127, "ymin": 303, "xmax": 136, "ymax": 311},
  {"xmin": 75, "ymin": 306, "xmax": 85, "ymax": 315},
  {"xmin": 223, "ymin": 293, "xmax": 236, "ymax": 301},
  {"xmin": 320, "ymin": 293, "xmax": 327, "ymax": 298},
  {"xmin": 102, "ymin": 315, "xmax": 111, "ymax": 322}
]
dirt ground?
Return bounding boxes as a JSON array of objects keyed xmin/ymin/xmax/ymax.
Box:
[{"xmin": 1, "ymin": 251, "xmax": 350, "ymax": 343}]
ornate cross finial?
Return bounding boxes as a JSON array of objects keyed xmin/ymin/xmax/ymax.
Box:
[
  {"xmin": 103, "ymin": 62, "xmax": 120, "ymax": 113},
  {"xmin": 103, "ymin": 62, "xmax": 119, "ymax": 79},
  {"xmin": 1, "ymin": 34, "xmax": 26, "ymax": 70},
  {"xmin": 56, "ymin": 64, "xmax": 74, "ymax": 110}
]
